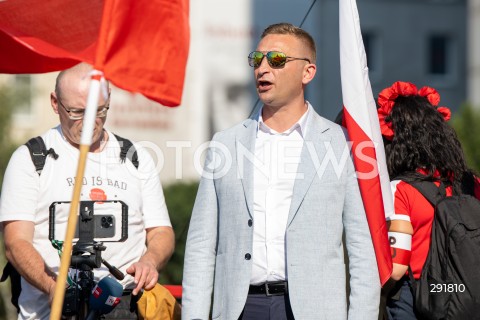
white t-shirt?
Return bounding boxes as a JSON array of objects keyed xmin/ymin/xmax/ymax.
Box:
[{"xmin": 0, "ymin": 126, "xmax": 171, "ymax": 320}]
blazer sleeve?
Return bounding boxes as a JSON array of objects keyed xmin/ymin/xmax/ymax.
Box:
[
  {"xmin": 342, "ymin": 154, "xmax": 381, "ymax": 319},
  {"xmin": 182, "ymin": 138, "xmax": 219, "ymax": 320}
]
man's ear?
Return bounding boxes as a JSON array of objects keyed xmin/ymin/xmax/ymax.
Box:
[
  {"xmin": 302, "ymin": 63, "xmax": 316, "ymax": 85},
  {"xmin": 51, "ymin": 92, "xmax": 59, "ymax": 114}
]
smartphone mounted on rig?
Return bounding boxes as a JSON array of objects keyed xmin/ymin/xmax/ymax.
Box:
[{"xmin": 49, "ymin": 200, "xmax": 128, "ymax": 319}]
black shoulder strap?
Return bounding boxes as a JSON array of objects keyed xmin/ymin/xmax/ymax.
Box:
[
  {"xmin": 25, "ymin": 136, "xmax": 58, "ymax": 175},
  {"xmin": 409, "ymin": 181, "xmax": 446, "ymax": 207},
  {"xmin": 1, "ymin": 262, "xmax": 21, "ymax": 313},
  {"xmin": 113, "ymin": 133, "xmax": 139, "ymax": 169}
]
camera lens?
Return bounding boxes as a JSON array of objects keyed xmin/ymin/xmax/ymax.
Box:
[{"xmin": 101, "ymin": 216, "xmax": 113, "ymax": 228}]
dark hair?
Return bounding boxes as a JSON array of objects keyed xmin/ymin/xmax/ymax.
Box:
[
  {"xmin": 261, "ymin": 23, "xmax": 316, "ymax": 63},
  {"xmin": 384, "ymin": 95, "xmax": 474, "ymax": 194}
]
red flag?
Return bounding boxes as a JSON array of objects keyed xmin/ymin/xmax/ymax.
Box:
[
  {"xmin": 339, "ymin": 0, "xmax": 393, "ymax": 285},
  {"xmin": 0, "ymin": 0, "xmax": 189, "ymax": 106}
]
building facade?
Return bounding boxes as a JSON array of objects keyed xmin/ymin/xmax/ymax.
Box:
[
  {"xmin": 252, "ymin": 0, "xmax": 467, "ymax": 119},
  {"xmin": 468, "ymin": 0, "xmax": 480, "ymax": 107}
]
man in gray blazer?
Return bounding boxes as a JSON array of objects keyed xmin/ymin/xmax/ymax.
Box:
[{"xmin": 182, "ymin": 23, "xmax": 380, "ymax": 320}]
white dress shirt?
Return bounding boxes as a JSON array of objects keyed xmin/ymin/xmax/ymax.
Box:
[{"xmin": 250, "ymin": 103, "xmax": 311, "ymax": 284}]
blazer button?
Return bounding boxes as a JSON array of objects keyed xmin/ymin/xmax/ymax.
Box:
[
  {"xmin": 245, "ymin": 253, "xmax": 251, "ymax": 260},
  {"xmin": 248, "ymin": 219, "xmax": 253, "ymax": 227}
]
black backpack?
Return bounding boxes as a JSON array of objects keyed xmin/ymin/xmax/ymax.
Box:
[
  {"xmin": 407, "ymin": 181, "xmax": 480, "ymax": 320},
  {"xmin": 0, "ymin": 133, "xmax": 139, "ymax": 313},
  {"xmin": 24, "ymin": 134, "xmax": 139, "ymax": 175}
]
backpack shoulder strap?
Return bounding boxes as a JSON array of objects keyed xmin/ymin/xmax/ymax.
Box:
[
  {"xmin": 408, "ymin": 180, "xmax": 446, "ymax": 206},
  {"xmin": 113, "ymin": 133, "xmax": 139, "ymax": 169},
  {"xmin": 1, "ymin": 262, "xmax": 21, "ymax": 313},
  {"xmin": 25, "ymin": 136, "xmax": 58, "ymax": 175}
]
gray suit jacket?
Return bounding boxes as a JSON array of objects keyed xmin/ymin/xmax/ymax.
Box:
[{"xmin": 182, "ymin": 109, "xmax": 380, "ymax": 320}]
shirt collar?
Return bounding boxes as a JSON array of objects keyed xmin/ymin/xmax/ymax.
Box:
[{"xmin": 257, "ymin": 101, "xmax": 311, "ymax": 137}]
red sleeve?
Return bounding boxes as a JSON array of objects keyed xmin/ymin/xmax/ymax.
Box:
[
  {"xmin": 474, "ymin": 176, "xmax": 480, "ymax": 200},
  {"xmin": 389, "ymin": 180, "xmax": 414, "ymax": 265},
  {"xmin": 390, "ymin": 180, "xmax": 412, "ymax": 220}
]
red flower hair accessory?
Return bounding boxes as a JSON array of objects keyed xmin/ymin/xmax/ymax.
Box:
[
  {"xmin": 377, "ymin": 81, "xmax": 451, "ymax": 140},
  {"xmin": 417, "ymin": 86, "xmax": 451, "ymax": 121}
]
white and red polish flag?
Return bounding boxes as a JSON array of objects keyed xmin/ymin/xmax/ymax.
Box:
[{"xmin": 339, "ymin": 0, "xmax": 393, "ymax": 285}]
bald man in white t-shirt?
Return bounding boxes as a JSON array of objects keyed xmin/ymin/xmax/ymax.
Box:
[{"xmin": 0, "ymin": 63, "xmax": 174, "ymax": 320}]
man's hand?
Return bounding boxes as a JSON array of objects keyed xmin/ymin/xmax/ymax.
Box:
[
  {"xmin": 126, "ymin": 260, "xmax": 159, "ymax": 296},
  {"xmin": 125, "ymin": 226, "xmax": 174, "ymax": 295}
]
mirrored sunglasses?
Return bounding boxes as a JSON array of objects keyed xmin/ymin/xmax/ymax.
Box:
[{"xmin": 248, "ymin": 51, "xmax": 310, "ymax": 68}]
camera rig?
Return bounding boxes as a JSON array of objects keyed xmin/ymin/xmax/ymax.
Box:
[{"xmin": 49, "ymin": 200, "xmax": 128, "ymax": 319}]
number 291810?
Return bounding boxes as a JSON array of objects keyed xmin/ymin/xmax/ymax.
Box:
[{"xmin": 430, "ymin": 283, "xmax": 465, "ymax": 293}]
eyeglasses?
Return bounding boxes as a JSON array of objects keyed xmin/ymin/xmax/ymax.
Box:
[
  {"xmin": 248, "ymin": 51, "xmax": 310, "ymax": 68},
  {"xmin": 57, "ymin": 96, "xmax": 110, "ymax": 121}
]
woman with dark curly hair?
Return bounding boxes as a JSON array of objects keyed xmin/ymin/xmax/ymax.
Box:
[{"xmin": 377, "ymin": 81, "xmax": 480, "ymax": 319}]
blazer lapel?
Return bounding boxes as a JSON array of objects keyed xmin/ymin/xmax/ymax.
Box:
[
  {"xmin": 287, "ymin": 111, "xmax": 331, "ymax": 226},
  {"xmin": 236, "ymin": 118, "xmax": 257, "ymax": 218}
]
